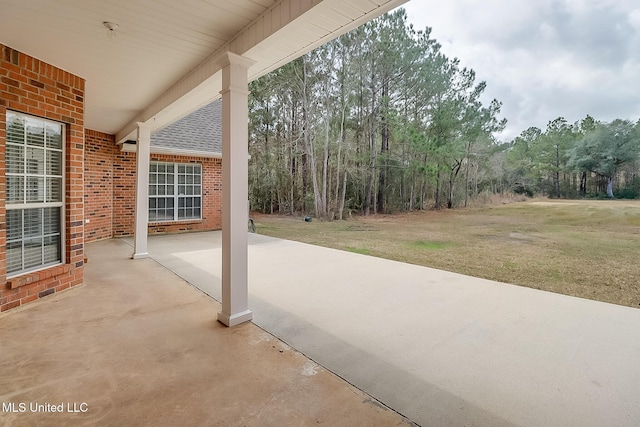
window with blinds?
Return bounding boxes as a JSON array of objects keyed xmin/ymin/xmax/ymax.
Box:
[
  {"xmin": 5, "ymin": 112, "xmax": 64, "ymax": 276},
  {"xmin": 149, "ymin": 162, "xmax": 202, "ymax": 222}
]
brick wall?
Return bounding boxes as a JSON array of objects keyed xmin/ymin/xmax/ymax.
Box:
[
  {"xmin": 87, "ymin": 137, "xmax": 223, "ymax": 239},
  {"xmin": 112, "ymin": 149, "xmax": 135, "ymax": 236},
  {"xmin": 112, "ymin": 151, "xmax": 222, "ymax": 236},
  {"xmin": 1, "ymin": 44, "xmax": 85, "ymax": 313},
  {"xmin": 84, "ymin": 130, "xmax": 114, "ymax": 241}
]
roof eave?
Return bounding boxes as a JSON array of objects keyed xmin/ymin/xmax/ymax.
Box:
[{"xmin": 120, "ymin": 142, "xmax": 222, "ymax": 159}]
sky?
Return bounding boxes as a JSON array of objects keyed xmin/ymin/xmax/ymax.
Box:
[{"xmin": 399, "ymin": 0, "xmax": 640, "ymax": 141}]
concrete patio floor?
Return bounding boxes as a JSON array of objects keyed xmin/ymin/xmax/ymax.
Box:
[
  {"xmin": 139, "ymin": 231, "xmax": 640, "ymax": 427},
  {"xmin": 0, "ymin": 238, "xmax": 409, "ymax": 427},
  {"xmin": 3, "ymin": 231, "xmax": 640, "ymax": 427}
]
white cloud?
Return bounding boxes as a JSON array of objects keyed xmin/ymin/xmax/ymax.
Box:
[
  {"xmin": 630, "ymin": 9, "xmax": 640, "ymax": 30},
  {"xmin": 400, "ymin": 0, "xmax": 640, "ymax": 140}
]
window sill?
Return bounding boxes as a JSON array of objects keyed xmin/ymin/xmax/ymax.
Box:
[
  {"xmin": 149, "ymin": 219, "xmax": 203, "ymax": 226},
  {"xmin": 6, "ymin": 264, "xmax": 70, "ymax": 289}
]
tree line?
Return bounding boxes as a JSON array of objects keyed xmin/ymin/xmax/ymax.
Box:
[
  {"xmin": 247, "ymin": 8, "xmax": 640, "ymax": 218},
  {"xmin": 504, "ymin": 116, "xmax": 640, "ymax": 199}
]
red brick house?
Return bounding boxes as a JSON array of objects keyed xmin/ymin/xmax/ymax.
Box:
[{"xmin": 0, "ymin": 1, "xmax": 406, "ymax": 322}]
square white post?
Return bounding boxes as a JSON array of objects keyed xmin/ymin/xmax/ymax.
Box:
[
  {"xmin": 132, "ymin": 122, "xmax": 151, "ymax": 259},
  {"xmin": 217, "ymin": 52, "xmax": 255, "ymax": 326}
]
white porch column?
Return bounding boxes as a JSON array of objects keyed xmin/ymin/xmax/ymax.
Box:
[
  {"xmin": 217, "ymin": 52, "xmax": 255, "ymax": 326},
  {"xmin": 132, "ymin": 122, "xmax": 151, "ymax": 259}
]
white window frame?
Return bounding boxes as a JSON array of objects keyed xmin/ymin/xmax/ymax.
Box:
[
  {"xmin": 5, "ymin": 111, "xmax": 65, "ymax": 277},
  {"xmin": 148, "ymin": 161, "xmax": 202, "ymax": 222}
]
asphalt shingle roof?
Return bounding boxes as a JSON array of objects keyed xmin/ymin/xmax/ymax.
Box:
[{"xmin": 151, "ymin": 100, "xmax": 221, "ymax": 154}]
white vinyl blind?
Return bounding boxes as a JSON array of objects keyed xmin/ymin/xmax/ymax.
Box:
[{"xmin": 5, "ymin": 111, "xmax": 64, "ymax": 275}]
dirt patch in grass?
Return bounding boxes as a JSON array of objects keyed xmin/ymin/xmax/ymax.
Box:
[{"xmin": 252, "ymin": 199, "xmax": 640, "ymax": 309}]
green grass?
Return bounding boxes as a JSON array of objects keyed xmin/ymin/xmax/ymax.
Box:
[
  {"xmin": 253, "ymin": 199, "xmax": 640, "ymax": 308},
  {"xmin": 410, "ymin": 241, "xmax": 449, "ymax": 250}
]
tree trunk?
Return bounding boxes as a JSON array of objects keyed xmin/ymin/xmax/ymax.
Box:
[
  {"xmin": 364, "ymin": 147, "xmax": 375, "ymax": 216},
  {"xmin": 580, "ymin": 171, "xmax": 587, "ymax": 198},
  {"xmin": 435, "ymin": 167, "xmax": 442, "ymax": 209},
  {"xmin": 300, "ymin": 59, "xmax": 314, "ymax": 215},
  {"xmin": 409, "ymin": 170, "xmax": 416, "ymax": 210},
  {"xmin": 448, "ymin": 160, "xmax": 462, "ymax": 209},
  {"xmin": 464, "ymin": 140, "xmax": 472, "ymax": 208},
  {"xmin": 289, "ymin": 98, "xmax": 298, "ymax": 214},
  {"xmin": 321, "ymin": 93, "xmax": 329, "ymax": 217},
  {"xmin": 320, "ymin": 52, "xmax": 334, "ymax": 217},
  {"xmin": 606, "ymin": 176, "xmax": 614, "ymax": 198},
  {"xmin": 376, "ymin": 79, "xmax": 389, "ymax": 214},
  {"xmin": 338, "ymin": 169, "xmax": 348, "ymax": 220},
  {"xmin": 554, "ymin": 145, "xmax": 561, "ymax": 198},
  {"xmin": 364, "ymin": 67, "xmax": 377, "ymax": 217},
  {"xmin": 334, "ymin": 104, "xmax": 346, "ymax": 214},
  {"xmin": 473, "ymin": 163, "xmax": 479, "ymax": 198}
]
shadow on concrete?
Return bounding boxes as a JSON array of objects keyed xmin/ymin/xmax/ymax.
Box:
[
  {"xmin": 134, "ymin": 236, "xmax": 516, "ymax": 426},
  {"xmin": 131, "ymin": 230, "xmax": 640, "ymax": 427}
]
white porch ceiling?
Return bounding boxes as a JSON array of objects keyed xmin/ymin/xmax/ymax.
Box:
[{"xmin": 0, "ymin": 0, "xmax": 408, "ymax": 141}]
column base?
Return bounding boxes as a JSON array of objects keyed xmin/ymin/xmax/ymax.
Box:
[
  {"xmin": 132, "ymin": 252, "xmax": 150, "ymax": 260},
  {"xmin": 217, "ymin": 309, "xmax": 253, "ymax": 327}
]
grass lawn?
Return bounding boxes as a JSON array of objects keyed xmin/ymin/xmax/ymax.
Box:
[{"xmin": 252, "ymin": 199, "xmax": 640, "ymax": 309}]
